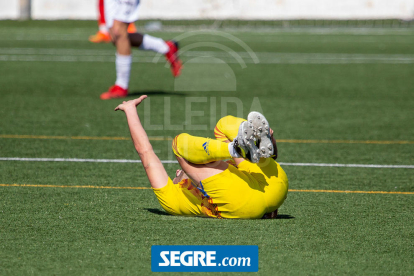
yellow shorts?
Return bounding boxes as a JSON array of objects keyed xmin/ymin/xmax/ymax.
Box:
[{"xmin": 153, "ymin": 158, "xmax": 289, "ymax": 219}]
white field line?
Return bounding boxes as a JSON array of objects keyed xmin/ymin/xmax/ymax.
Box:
[
  {"xmin": 4, "ymin": 47, "xmax": 414, "ymax": 60},
  {"xmin": 0, "ymin": 27, "xmax": 413, "ymax": 39},
  {"xmin": 2, "ymin": 48, "xmax": 414, "ymax": 64},
  {"xmin": 3, "ymin": 55, "xmax": 414, "ymax": 64},
  {"xmin": 1, "ymin": 157, "xmax": 413, "ymax": 169},
  {"xmin": 0, "ymin": 157, "xmax": 176, "ymax": 164},
  {"xmin": 0, "ymin": 34, "xmax": 412, "ymax": 43},
  {"xmin": 278, "ymin": 162, "xmax": 414, "ymax": 169}
]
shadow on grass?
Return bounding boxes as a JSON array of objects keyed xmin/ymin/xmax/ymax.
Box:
[
  {"xmin": 128, "ymin": 90, "xmax": 186, "ymax": 97},
  {"xmin": 275, "ymin": 214, "xmax": 295, "ymax": 220},
  {"xmin": 146, "ymin": 208, "xmax": 295, "ymax": 220},
  {"xmin": 146, "ymin": 208, "xmax": 171, "ymax": 216}
]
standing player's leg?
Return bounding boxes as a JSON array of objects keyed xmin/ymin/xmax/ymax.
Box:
[
  {"xmin": 126, "ymin": 31, "xmax": 182, "ymax": 79},
  {"xmin": 89, "ymin": 0, "xmax": 111, "ymax": 43},
  {"xmin": 101, "ymin": 20, "xmax": 132, "ymax": 100},
  {"xmin": 100, "ymin": 0, "xmax": 182, "ymax": 99},
  {"xmin": 132, "ymin": 33, "xmax": 182, "ymax": 77},
  {"xmin": 101, "ymin": 24, "xmax": 182, "ymax": 99}
]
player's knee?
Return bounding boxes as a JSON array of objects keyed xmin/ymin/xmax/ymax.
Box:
[
  {"xmin": 110, "ymin": 27, "xmax": 126, "ymax": 43},
  {"xmin": 218, "ymin": 115, "xmax": 235, "ymax": 124},
  {"xmin": 172, "ymin": 133, "xmax": 190, "ymax": 158},
  {"xmin": 215, "ymin": 115, "xmax": 240, "ymax": 141}
]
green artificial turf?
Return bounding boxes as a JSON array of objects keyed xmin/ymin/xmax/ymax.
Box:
[{"xmin": 0, "ymin": 21, "xmax": 413, "ymax": 275}]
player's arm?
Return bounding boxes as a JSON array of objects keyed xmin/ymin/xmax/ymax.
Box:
[{"xmin": 115, "ymin": 96, "xmax": 169, "ymax": 189}]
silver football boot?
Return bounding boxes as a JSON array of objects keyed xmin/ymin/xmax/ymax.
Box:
[{"xmin": 233, "ymin": 111, "xmax": 274, "ymax": 163}]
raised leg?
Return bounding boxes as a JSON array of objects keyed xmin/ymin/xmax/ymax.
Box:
[
  {"xmin": 175, "ymin": 157, "xmax": 228, "ymax": 187},
  {"xmin": 214, "ymin": 115, "xmax": 247, "ymax": 166},
  {"xmin": 172, "ymin": 133, "xmax": 234, "ymax": 184}
]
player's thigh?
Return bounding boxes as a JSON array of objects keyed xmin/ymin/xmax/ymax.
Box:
[
  {"xmin": 238, "ymin": 158, "xmax": 280, "ymax": 177},
  {"xmin": 201, "ymin": 166, "xmax": 267, "ymax": 219},
  {"xmin": 176, "ymin": 156, "xmax": 228, "ymax": 185},
  {"xmin": 110, "ymin": 20, "xmax": 129, "ymax": 39},
  {"xmin": 153, "ymin": 178, "xmax": 199, "ymax": 216},
  {"xmin": 105, "ymin": 0, "xmax": 140, "ymax": 28},
  {"xmin": 238, "ymin": 159, "xmax": 289, "ymax": 211},
  {"xmin": 238, "ymin": 158, "xmax": 289, "ymax": 193}
]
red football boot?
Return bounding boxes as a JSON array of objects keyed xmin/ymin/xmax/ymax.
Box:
[
  {"xmin": 89, "ymin": 31, "xmax": 111, "ymax": 43},
  {"xmin": 100, "ymin": 85, "xmax": 128, "ymax": 100},
  {"xmin": 127, "ymin": 23, "xmax": 137, "ymax": 33},
  {"xmin": 165, "ymin": 40, "xmax": 183, "ymax": 77}
]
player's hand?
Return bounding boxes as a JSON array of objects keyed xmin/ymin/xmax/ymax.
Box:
[
  {"xmin": 114, "ymin": 95, "xmax": 148, "ymax": 112},
  {"xmin": 172, "ymin": 169, "xmax": 189, "ymax": 184}
]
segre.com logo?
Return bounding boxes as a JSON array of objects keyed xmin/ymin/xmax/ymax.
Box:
[{"xmin": 151, "ymin": 245, "xmax": 258, "ymax": 272}]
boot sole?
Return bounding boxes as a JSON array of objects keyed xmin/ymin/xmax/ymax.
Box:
[
  {"xmin": 239, "ymin": 121, "xmax": 260, "ymax": 163},
  {"xmin": 247, "ymin": 111, "xmax": 274, "ymax": 158}
]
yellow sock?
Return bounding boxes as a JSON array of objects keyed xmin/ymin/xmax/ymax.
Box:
[
  {"xmin": 214, "ymin": 115, "xmax": 246, "ymax": 142},
  {"xmin": 172, "ymin": 133, "xmax": 231, "ymax": 164}
]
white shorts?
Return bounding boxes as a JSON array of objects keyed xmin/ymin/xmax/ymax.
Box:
[{"xmin": 104, "ymin": 0, "xmax": 140, "ymax": 28}]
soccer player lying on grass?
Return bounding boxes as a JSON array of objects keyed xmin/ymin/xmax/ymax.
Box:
[{"xmin": 115, "ymin": 96, "xmax": 289, "ymax": 219}]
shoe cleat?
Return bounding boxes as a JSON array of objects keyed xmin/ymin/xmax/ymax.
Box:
[
  {"xmin": 234, "ymin": 121, "xmax": 260, "ymax": 163},
  {"xmin": 165, "ymin": 41, "xmax": 183, "ymax": 77},
  {"xmin": 246, "ymin": 111, "xmax": 274, "ymax": 159},
  {"xmin": 100, "ymin": 85, "xmax": 128, "ymax": 100}
]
